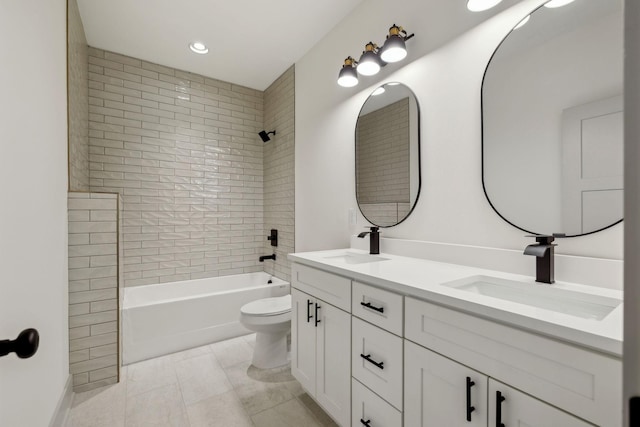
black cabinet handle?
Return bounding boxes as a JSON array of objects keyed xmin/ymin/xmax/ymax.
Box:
[
  {"xmin": 360, "ymin": 353, "xmax": 384, "ymax": 370},
  {"xmin": 496, "ymin": 390, "xmax": 506, "ymax": 427},
  {"xmin": 0, "ymin": 328, "xmax": 39, "ymax": 359},
  {"xmin": 466, "ymin": 377, "xmax": 476, "ymax": 421},
  {"xmin": 360, "ymin": 419, "xmax": 371, "ymax": 426},
  {"xmin": 315, "ymin": 303, "xmax": 321, "ymax": 326},
  {"xmin": 360, "ymin": 301, "xmax": 384, "ymax": 313},
  {"xmin": 307, "ymin": 299, "xmax": 313, "ymax": 323}
]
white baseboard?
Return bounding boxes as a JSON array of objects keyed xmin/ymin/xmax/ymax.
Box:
[{"xmin": 49, "ymin": 375, "xmax": 73, "ymax": 427}]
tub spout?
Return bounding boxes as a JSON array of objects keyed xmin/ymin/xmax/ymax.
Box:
[{"xmin": 259, "ymin": 254, "xmax": 276, "ymax": 262}]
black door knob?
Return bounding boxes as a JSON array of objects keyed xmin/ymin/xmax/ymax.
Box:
[{"xmin": 0, "ymin": 328, "xmax": 39, "ymax": 359}]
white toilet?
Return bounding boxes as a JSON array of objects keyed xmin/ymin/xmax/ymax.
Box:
[{"xmin": 240, "ymin": 294, "xmax": 292, "ymax": 369}]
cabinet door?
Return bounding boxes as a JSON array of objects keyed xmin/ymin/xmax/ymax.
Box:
[
  {"xmin": 316, "ymin": 300, "xmax": 351, "ymax": 427},
  {"xmin": 488, "ymin": 379, "xmax": 592, "ymax": 427},
  {"xmin": 291, "ymin": 289, "xmax": 316, "ymax": 394},
  {"xmin": 405, "ymin": 340, "xmax": 488, "ymax": 427}
]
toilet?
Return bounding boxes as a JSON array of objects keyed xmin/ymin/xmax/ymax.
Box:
[{"xmin": 240, "ymin": 294, "xmax": 292, "ymax": 369}]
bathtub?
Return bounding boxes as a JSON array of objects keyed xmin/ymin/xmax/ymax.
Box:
[{"xmin": 122, "ymin": 272, "xmax": 290, "ymax": 364}]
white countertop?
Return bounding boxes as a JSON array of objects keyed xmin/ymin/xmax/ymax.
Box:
[{"xmin": 288, "ymin": 248, "xmax": 623, "ymax": 357}]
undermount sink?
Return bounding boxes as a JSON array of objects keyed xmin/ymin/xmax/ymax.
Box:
[
  {"xmin": 442, "ymin": 275, "xmax": 621, "ymax": 321},
  {"xmin": 323, "ymin": 252, "xmax": 389, "ymax": 265}
]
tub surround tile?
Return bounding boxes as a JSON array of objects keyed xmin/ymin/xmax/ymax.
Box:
[{"xmin": 68, "ymin": 193, "xmax": 120, "ymax": 392}]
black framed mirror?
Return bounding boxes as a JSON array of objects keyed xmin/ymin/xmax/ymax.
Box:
[
  {"xmin": 482, "ymin": 0, "xmax": 623, "ymax": 237},
  {"xmin": 356, "ymin": 82, "xmax": 421, "ymax": 227}
]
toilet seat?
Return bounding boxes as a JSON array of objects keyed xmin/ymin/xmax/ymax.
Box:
[{"xmin": 241, "ymin": 294, "xmax": 291, "ymax": 316}]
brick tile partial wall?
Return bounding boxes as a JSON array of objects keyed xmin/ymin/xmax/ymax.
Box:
[
  {"xmin": 263, "ymin": 66, "xmax": 295, "ymax": 281},
  {"xmin": 67, "ymin": 0, "xmax": 89, "ymax": 191},
  {"xmin": 87, "ymin": 48, "xmax": 265, "ymax": 286},
  {"xmin": 68, "ymin": 192, "xmax": 119, "ymax": 392}
]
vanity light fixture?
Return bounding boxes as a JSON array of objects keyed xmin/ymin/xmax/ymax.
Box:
[
  {"xmin": 514, "ymin": 15, "xmax": 530, "ymax": 29},
  {"xmin": 337, "ymin": 25, "xmax": 414, "ymax": 88},
  {"xmin": 337, "ymin": 57, "xmax": 359, "ymax": 87},
  {"xmin": 258, "ymin": 130, "xmax": 276, "ymax": 142},
  {"xmin": 544, "ymin": 0, "xmax": 576, "ymax": 8},
  {"xmin": 357, "ymin": 42, "xmax": 382, "ymax": 76},
  {"xmin": 466, "ymin": 0, "xmax": 503, "ymax": 12},
  {"xmin": 189, "ymin": 42, "xmax": 209, "ymax": 54},
  {"xmin": 380, "ymin": 25, "xmax": 415, "ymax": 63}
]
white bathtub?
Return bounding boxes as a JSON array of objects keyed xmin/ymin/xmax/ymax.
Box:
[{"xmin": 122, "ymin": 272, "xmax": 290, "ymax": 364}]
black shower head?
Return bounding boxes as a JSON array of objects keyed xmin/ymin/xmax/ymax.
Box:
[{"xmin": 258, "ymin": 130, "xmax": 276, "ymax": 142}]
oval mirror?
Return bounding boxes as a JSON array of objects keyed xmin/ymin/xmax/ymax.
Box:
[
  {"xmin": 356, "ymin": 83, "xmax": 421, "ymax": 227},
  {"xmin": 482, "ymin": 0, "xmax": 623, "ymax": 236}
]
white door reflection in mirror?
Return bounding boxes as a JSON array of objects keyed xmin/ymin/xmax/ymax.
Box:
[{"xmin": 482, "ymin": 0, "xmax": 623, "ymax": 236}]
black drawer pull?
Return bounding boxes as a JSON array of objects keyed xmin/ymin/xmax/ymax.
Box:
[
  {"xmin": 360, "ymin": 353, "xmax": 384, "ymax": 369},
  {"xmin": 496, "ymin": 390, "xmax": 506, "ymax": 427},
  {"xmin": 315, "ymin": 303, "xmax": 321, "ymax": 326},
  {"xmin": 306, "ymin": 299, "xmax": 313, "ymax": 323},
  {"xmin": 466, "ymin": 377, "xmax": 476, "ymax": 421},
  {"xmin": 360, "ymin": 419, "xmax": 371, "ymax": 426},
  {"xmin": 360, "ymin": 301, "xmax": 384, "ymax": 313}
]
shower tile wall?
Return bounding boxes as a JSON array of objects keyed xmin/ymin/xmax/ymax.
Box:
[
  {"xmin": 68, "ymin": 192, "xmax": 120, "ymax": 392},
  {"xmin": 86, "ymin": 48, "xmax": 265, "ymax": 286},
  {"xmin": 67, "ymin": 0, "xmax": 89, "ymax": 191},
  {"xmin": 263, "ymin": 66, "xmax": 295, "ymax": 281}
]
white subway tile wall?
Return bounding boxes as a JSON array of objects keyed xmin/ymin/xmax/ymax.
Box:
[
  {"xmin": 68, "ymin": 192, "xmax": 119, "ymax": 392},
  {"xmin": 263, "ymin": 66, "xmax": 295, "ymax": 281},
  {"xmin": 68, "ymin": 0, "xmax": 89, "ymax": 191},
  {"xmin": 87, "ymin": 48, "xmax": 266, "ymax": 286}
]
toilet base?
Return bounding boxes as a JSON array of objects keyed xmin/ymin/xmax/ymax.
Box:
[{"xmin": 252, "ymin": 329, "xmax": 289, "ymax": 369}]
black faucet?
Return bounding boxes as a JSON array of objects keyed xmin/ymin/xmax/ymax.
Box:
[
  {"xmin": 357, "ymin": 226, "xmax": 380, "ymax": 255},
  {"xmin": 259, "ymin": 254, "xmax": 276, "ymax": 262},
  {"xmin": 523, "ymin": 235, "xmax": 557, "ymax": 284}
]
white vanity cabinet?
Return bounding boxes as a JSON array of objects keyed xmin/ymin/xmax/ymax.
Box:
[
  {"xmin": 404, "ymin": 341, "xmax": 592, "ymax": 427},
  {"xmin": 404, "ymin": 340, "xmax": 488, "ymax": 427},
  {"xmin": 291, "ymin": 265, "xmax": 352, "ymax": 426},
  {"xmin": 405, "ymin": 297, "xmax": 621, "ymax": 427}
]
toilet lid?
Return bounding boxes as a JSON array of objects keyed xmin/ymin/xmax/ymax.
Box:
[{"xmin": 240, "ymin": 294, "xmax": 291, "ymax": 316}]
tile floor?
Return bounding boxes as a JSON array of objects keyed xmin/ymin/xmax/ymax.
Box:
[{"xmin": 67, "ymin": 334, "xmax": 338, "ymax": 427}]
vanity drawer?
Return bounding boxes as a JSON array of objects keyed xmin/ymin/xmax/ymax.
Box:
[
  {"xmin": 352, "ymin": 378, "xmax": 402, "ymax": 427},
  {"xmin": 352, "ymin": 281, "xmax": 403, "ymax": 336},
  {"xmin": 352, "ymin": 317, "xmax": 403, "ymax": 410},
  {"xmin": 405, "ymin": 297, "xmax": 621, "ymax": 427},
  {"xmin": 291, "ymin": 263, "xmax": 351, "ymax": 311}
]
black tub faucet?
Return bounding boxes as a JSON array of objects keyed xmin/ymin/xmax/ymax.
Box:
[
  {"xmin": 259, "ymin": 254, "xmax": 276, "ymax": 262},
  {"xmin": 358, "ymin": 226, "xmax": 380, "ymax": 255},
  {"xmin": 523, "ymin": 235, "xmax": 557, "ymax": 284}
]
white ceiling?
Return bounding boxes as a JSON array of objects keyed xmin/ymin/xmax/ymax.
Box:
[{"xmin": 76, "ymin": 0, "xmax": 364, "ymax": 90}]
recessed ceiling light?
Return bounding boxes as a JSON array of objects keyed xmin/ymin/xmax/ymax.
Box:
[
  {"xmin": 544, "ymin": 0, "xmax": 576, "ymax": 8},
  {"xmin": 514, "ymin": 15, "xmax": 530, "ymax": 29},
  {"xmin": 372, "ymin": 87, "xmax": 386, "ymax": 96},
  {"xmin": 189, "ymin": 42, "xmax": 209, "ymax": 54},
  {"xmin": 467, "ymin": 0, "xmax": 503, "ymax": 12}
]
